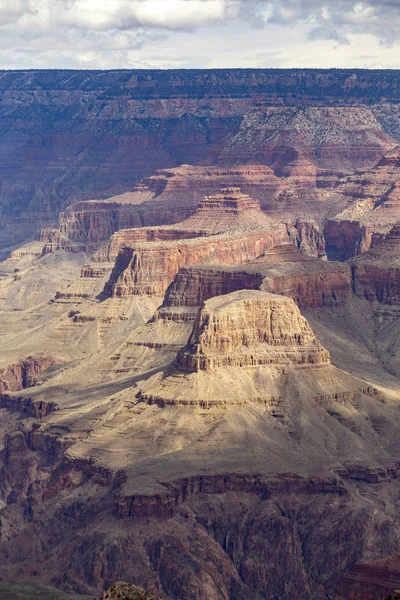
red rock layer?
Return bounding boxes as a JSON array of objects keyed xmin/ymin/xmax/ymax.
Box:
[
  {"xmin": 324, "ymin": 146, "xmax": 400, "ymax": 259},
  {"xmin": 352, "ymin": 223, "xmax": 400, "ymax": 304},
  {"xmin": 334, "ymin": 556, "xmax": 400, "ymax": 600},
  {"xmin": 103, "ymin": 228, "xmax": 288, "ymax": 297},
  {"xmin": 0, "ymin": 356, "xmax": 54, "ymax": 394},
  {"xmin": 162, "ymin": 245, "xmax": 352, "ymax": 310},
  {"xmin": 114, "ymin": 473, "xmax": 345, "ymax": 520},
  {"xmin": 93, "ymin": 187, "xmax": 272, "ymax": 263}
]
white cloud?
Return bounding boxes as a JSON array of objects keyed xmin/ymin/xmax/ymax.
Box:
[{"xmin": 1, "ymin": 0, "xmax": 400, "ymax": 69}]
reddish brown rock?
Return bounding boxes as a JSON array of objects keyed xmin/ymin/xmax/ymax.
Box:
[
  {"xmin": 324, "ymin": 146, "xmax": 400, "ymax": 259},
  {"xmin": 334, "ymin": 556, "xmax": 400, "ymax": 600},
  {"xmin": 352, "ymin": 223, "xmax": 400, "ymax": 304},
  {"xmin": 103, "ymin": 228, "xmax": 288, "ymax": 297},
  {"xmin": 0, "ymin": 355, "xmax": 54, "ymax": 394},
  {"xmin": 94, "ymin": 187, "xmax": 273, "ymax": 263},
  {"xmin": 162, "ymin": 244, "xmax": 352, "ymax": 310}
]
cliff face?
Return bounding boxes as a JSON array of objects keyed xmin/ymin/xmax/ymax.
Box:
[
  {"xmin": 352, "ymin": 223, "xmax": 400, "ymax": 304},
  {"xmin": 94, "ymin": 187, "xmax": 272, "ymax": 263},
  {"xmin": 103, "ymin": 228, "xmax": 288, "ymax": 297},
  {"xmin": 324, "ymin": 146, "xmax": 400, "ymax": 259},
  {"xmin": 162, "ymin": 244, "xmax": 352, "ymax": 310},
  {"xmin": 0, "ymin": 355, "xmax": 54, "ymax": 394},
  {"xmin": 177, "ymin": 291, "xmax": 330, "ymax": 372},
  {"xmin": 2, "ymin": 69, "xmax": 400, "ymax": 251},
  {"xmin": 334, "ymin": 556, "xmax": 400, "ymax": 600}
]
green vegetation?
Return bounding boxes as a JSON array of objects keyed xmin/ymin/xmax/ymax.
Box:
[{"xmin": 101, "ymin": 582, "xmax": 162, "ymax": 600}]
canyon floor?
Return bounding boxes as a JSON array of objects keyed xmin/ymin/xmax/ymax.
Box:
[{"xmin": 1, "ymin": 69, "xmax": 400, "ymax": 600}]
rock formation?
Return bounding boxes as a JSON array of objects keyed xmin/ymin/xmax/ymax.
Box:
[
  {"xmin": 334, "ymin": 556, "xmax": 400, "ymax": 600},
  {"xmin": 103, "ymin": 227, "xmax": 288, "ymax": 298},
  {"xmin": 352, "ymin": 223, "xmax": 400, "ymax": 304},
  {"xmin": 137, "ymin": 290, "xmax": 373, "ymax": 409},
  {"xmin": 162, "ymin": 244, "xmax": 352, "ymax": 310},
  {"xmin": 94, "ymin": 187, "xmax": 274, "ymax": 264},
  {"xmin": 324, "ymin": 146, "xmax": 400, "ymax": 259},
  {"xmin": 177, "ymin": 291, "xmax": 330, "ymax": 372},
  {"xmin": 2, "ymin": 68, "xmax": 400, "ymax": 600},
  {"xmin": 0, "ymin": 355, "xmax": 54, "ymax": 394},
  {"xmin": 2, "ymin": 69, "xmax": 400, "ymax": 253}
]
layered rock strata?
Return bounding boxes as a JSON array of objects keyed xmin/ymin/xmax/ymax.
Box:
[
  {"xmin": 0, "ymin": 355, "xmax": 54, "ymax": 394},
  {"xmin": 334, "ymin": 556, "xmax": 400, "ymax": 600},
  {"xmin": 352, "ymin": 223, "xmax": 400, "ymax": 304},
  {"xmin": 137, "ymin": 290, "xmax": 372, "ymax": 409},
  {"xmin": 103, "ymin": 228, "xmax": 288, "ymax": 297},
  {"xmin": 177, "ymin": 291, "xmax": 330, "ymax": 372},
  {"xmin": 94, "ymin": 187, "xmax": 273, "ymax": 263},
  {"xmin": 324, "ymin": 146, "xmax": 400, "ymax": 259},
  {"xmin": 162, "ymin": 244, "xmax": 352, "ymax": 310}
]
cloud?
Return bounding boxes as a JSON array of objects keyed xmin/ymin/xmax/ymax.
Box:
[{"xmin": 1, "ymin": 0, "xmax": 400, "ymax": 69}]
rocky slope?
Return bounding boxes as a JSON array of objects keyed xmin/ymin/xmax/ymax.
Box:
[{"xmin": 324, "ymin": 146, "xmax": 400, "ymax": 259}]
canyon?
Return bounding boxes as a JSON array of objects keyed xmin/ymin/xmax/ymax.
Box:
[{"xmin": 1, "ymin": 69, "xmax": 400, "ymax": 600}]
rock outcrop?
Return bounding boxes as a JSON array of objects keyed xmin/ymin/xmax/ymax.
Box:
[
  {"xmin": 352, "ymin": 223, "xmax": 400, "ymax": 304},
  {"xmin": 162, "ymin": 244, "xmax": 352, "ymax": 310},
  {"xmin": 324, "ymin": 146, "xmax": 400, "ymax": 259},
  {"xmin": 177, "ymin": 291, "xmax": 330, "ymax": 372},
  {"xmin": 0, "ymin": 355, "xmax": 54, "ymax": 394},
  {"xmin": 94, "ymin": 187, "xmax": 274, "ymax": 263},
  {"xmin": 103, "ymin": 228, "xmax": 288, "ymax": 297},
  {"xmin": 334, "ymin": 556, "xmax": 400, "ymax": 600},
  {"xmin": 137, "ymin": 290, "xmax": 372, "ymax": 408}
]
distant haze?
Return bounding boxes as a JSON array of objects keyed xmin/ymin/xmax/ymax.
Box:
[{"xmin": 1, "ymin": 0, "xmax": 400, "ymax": 70}]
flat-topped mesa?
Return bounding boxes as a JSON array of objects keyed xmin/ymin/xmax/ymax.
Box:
[
  {"xmin": 352, "ymin": 222, "xmax": 400, "ymax": 304},
  {"xmin": 177, "ymin": 291, "xmax": 330, "ymax": 372},
  {"xmin": 103, "ymin": 227, "xmax": 288, "ymax": 297}
]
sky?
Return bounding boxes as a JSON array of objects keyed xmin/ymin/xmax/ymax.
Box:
[{"xmin": 2, "ymin": 0, "xmax": 400, "ymax": 70}]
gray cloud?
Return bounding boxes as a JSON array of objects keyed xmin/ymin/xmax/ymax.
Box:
[{"xmin": 1, "ymin": 0, "xmax": 400, "ymax": 69}]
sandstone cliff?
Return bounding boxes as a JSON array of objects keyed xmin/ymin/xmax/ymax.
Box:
[
  {"xmin": 177, "ymin": 291, "xmax": 330, "ymax": 372},
  {"xmin": 94, "ymin": 187, "xmax": 274, "ymax": 264},
  {"xmin": 0, "ymin": 355, "xmax": 54, "ymax": 394},
  {"xmin": 324, "ymin": 146, "xmax": 400, "ymax": 259}
]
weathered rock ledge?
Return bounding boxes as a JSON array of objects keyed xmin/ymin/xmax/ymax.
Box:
[{"xmin": 114, "ymin": 472, "xmax": 346, "ymax": 520}]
